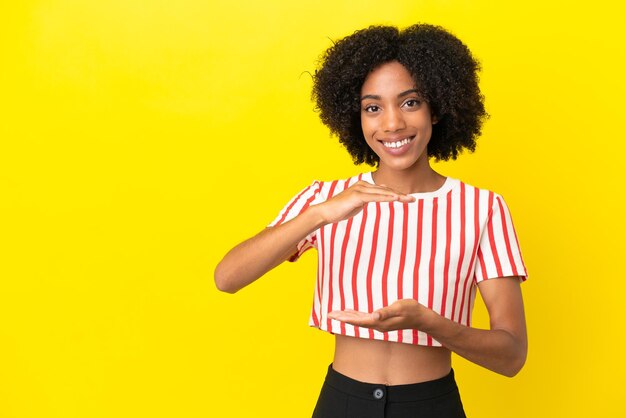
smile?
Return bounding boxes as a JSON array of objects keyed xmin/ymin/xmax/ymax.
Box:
[{"xmin": 381, "ymin": 136, "xmax": 415, "ymax": 149}]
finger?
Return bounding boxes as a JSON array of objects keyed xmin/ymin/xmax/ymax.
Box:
[
  {"xmin": 335, "ymin": 316, "xmax": 377, "ymax": 327},
  {"xmin": 359, "ymin": 183, "xmax": 407, "ymax": 196},
  {"xmin": 328, "ymin": 310, "xmax": 367, "ymax": 320},
  {"xmin": 360, "ymin": 182, "xmax": 415, "ymax": 196},
  {"xmin": 327, "ymin": 310, "xmax": 342, "ymax": 319},
  {"xmin": 335, "ymin": 314, "xmax": 405, "ymax": 331},
  {"xmin": 373, "ymin": 317, "xmax": 411, "ymax": 332},
  {"xmin": 356, "ymin": 186, "xmax": 416, "ymax": 202},
  {"xmin": 329, "ymin": 310, "xmax": 377, "ymax": 325},
  {"xmin": 357, "ymin": 192, "xmax": 415, "ymax": 204},
  {"xmin": 329, "ymin": 309, "xmax": 358, "ymax": 316},
  {"xmin": 374, "ymin": 306, "xmax": 400, "ymax": 321}
]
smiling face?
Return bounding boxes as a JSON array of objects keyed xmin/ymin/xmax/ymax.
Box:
[{"xmin": 360, "ymin": 61, "xmax": 437, "ymax": 173}]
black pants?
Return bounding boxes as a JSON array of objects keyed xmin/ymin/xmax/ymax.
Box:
[{"xmin": 312, "ymin": 364, "xmax": 466, "ymax": 418}]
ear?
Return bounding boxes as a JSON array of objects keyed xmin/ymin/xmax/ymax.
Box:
[{"xmin": 431, "ymin": 114, "xmax": 438, "ymax": 125}]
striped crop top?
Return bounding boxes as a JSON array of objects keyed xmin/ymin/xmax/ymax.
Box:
[{"xmin": 268, "ymin": 172, "xmax": 528, "ymax": 346}]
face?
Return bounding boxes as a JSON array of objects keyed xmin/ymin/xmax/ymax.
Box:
[{"xmin": 360, "ymin": 61, "xmax": 436, "ymax": 172}]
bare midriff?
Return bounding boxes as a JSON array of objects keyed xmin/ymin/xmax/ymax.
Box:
[{"xmin": 332, "ymin": 334, "xmax": 452, "ymax": 385}]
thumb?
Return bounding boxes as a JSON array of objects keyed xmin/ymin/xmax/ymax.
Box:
[{"xmin": 373, "ymin": 306, "xmax": 399, "ymax": 321}]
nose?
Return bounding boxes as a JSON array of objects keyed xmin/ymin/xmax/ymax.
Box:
[{"xmin": 382, "ymin": 107, "xmax": 406, "ymax": 132}]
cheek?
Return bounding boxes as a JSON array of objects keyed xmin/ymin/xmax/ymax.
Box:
[
  {"xmin": 360, "ymin": 120, "xmax": 376, "ymax": 147},
  {"xmin": 360, "ymin": 124, "xmax": 379, "ymax": 154},
  {"xmin": 412, "ymin": 114, "xmax": 435, "ymax": 135}
]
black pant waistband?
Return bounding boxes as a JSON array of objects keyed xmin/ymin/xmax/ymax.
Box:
[{"xmin": 324, "ymin": 363, "xmax": 458, "ymax": 403}]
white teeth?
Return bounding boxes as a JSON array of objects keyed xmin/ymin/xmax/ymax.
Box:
[{"xmin": 382, "ymin": 137, "xmax": 413, "ymax": 148}]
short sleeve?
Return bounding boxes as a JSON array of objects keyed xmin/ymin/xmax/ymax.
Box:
[
  {"xmin": 474, "ymin": 194, "xmax": 528, "ymax": 283},
  {"xmin": 267, "ymin": 180, "xmax": 322, "ymax": 262}
]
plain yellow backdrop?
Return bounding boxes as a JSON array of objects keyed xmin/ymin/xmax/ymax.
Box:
[{"xmin": 1, "ymin": 1, "xmax": 625, "ymax": 417}]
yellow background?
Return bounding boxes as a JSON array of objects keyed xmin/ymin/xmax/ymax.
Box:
[{"xmin": 1, "ymin": 1, "xmax": 625, "ymax": 417}]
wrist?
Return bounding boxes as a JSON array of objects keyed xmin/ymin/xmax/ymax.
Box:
[
  {"xmin": 306, "ymin": 203, "xmax": 330, "ymax": 228},
  {"xmin": 414, "ymin": 304, "xmax": 437, "ymax": 331},
  {"xmin": 303, "ymin": 204, "xmax": 328, "ymax": 229}
]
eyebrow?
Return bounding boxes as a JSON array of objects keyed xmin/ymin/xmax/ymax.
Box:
[{"xmin": 360, "ymin": 88, "xmax": 421, "ymax": 101}]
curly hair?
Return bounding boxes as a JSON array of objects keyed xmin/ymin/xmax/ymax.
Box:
[{"xmin": 312, "ymin": 24, "xmax": 488, "ymax": 166}]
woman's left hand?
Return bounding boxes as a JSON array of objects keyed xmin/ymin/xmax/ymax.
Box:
[{"xmin": 328, "ymin": 299, "xmax": 430, "ymax": 332}]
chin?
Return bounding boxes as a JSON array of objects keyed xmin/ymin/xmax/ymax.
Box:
[{"xmin": 379, "ymin": 155, "xmax": 426, "ymax": 172}]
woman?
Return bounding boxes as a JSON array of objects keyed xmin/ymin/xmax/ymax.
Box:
[{"xmin": 215, "ymin": 23, "xmax": 528, "ymax": 418}]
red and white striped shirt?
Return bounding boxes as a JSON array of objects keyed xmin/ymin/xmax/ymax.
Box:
[{"xmin": 268, "ymin": 172, "xmax": 528, "ymax": 346}]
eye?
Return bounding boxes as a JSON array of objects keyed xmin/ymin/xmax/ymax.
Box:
[
  {"xmin": 364, "ymin": 104, "xmax": 380, "ymax": 113},
  {"xmin": 404, "ymin": 99, "xmax": 422, "ymax": 108}
]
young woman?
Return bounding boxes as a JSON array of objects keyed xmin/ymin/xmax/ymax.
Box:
[{"xmin": 215, "ymin": 23, "xmax": 528, "ymax": 418}]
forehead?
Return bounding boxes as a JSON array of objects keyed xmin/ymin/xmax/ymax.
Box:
[{"xmin": 361, "ymin": 61, "xmax": 416, "ymax": 94}]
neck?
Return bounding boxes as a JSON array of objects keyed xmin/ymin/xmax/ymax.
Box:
[{"xmin": 371, "ymin": 159, "xmax": 445, "ymax": 195}]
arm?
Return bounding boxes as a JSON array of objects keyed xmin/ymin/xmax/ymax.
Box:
[
  {"xmin": 214, "ymin": 206, "xmax": 325, "ymax": 293},
  {"xmin": 419, "ymin": 277, "xmax": 527, "ymax": 377},
  {"xmin": 214, "ymin": 181, "xmax": 415, "ymax": 293},
  {"xmin": 329, "ymin": 276, "xmax": 527, "ymax": 377}
]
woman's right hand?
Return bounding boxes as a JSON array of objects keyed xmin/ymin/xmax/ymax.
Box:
[
  {"xmin": 215, "ymin": 181, "xmax": 414, "ymax": 293},
  {"xmin": 314, "ymin": 180, "xmax": 415, "ymax": 224}
]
